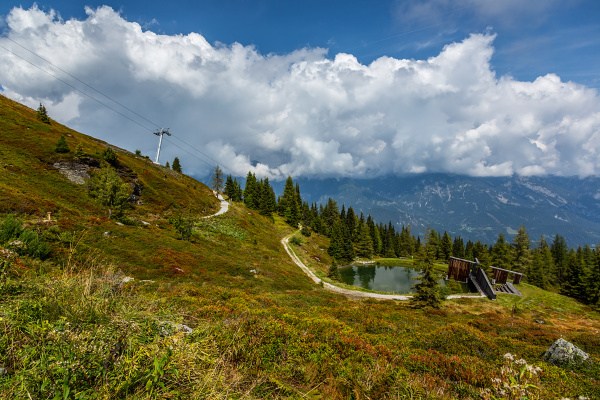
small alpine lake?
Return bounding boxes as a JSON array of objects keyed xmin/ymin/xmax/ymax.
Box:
[{"xmin": 338, "ymin": 260, "xmax": 464, "ymax": 294}]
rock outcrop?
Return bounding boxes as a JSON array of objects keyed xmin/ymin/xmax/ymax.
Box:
[{"xmin": 543, "ymin": 338, "xmax": 589, "ymax": 366}]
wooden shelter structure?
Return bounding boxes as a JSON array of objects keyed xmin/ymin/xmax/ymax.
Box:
[
  {"xmin": 447, "ymin": 257, "xmax": 476, "ymax": 282},
  {"xmin": 490, "ymin": 266, "xmax": 524, "ymax": 285}
]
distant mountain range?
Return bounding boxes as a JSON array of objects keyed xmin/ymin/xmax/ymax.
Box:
[{"xmin": 283, "ymin": 174, "xmax": 600, "ymax": 247}]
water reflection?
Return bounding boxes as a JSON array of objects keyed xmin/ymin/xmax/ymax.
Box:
[{"xmin": 338, "ymin": 263, "xmax": 444, "ymax": 294}]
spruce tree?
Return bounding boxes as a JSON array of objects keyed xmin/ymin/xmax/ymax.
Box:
[
  {"xmin": 491, "ymin": 233, "xmax": 513, "ymax": 270},
  {"xmin": 321, "ymin": 198, "xmax": 339, "ymax": 236},
  {"xmin": 586, "ymin": 247, "xmax": 600, "ymax": 307},
  {"xmin": 528, "ymin": 236, "xmax": 553, "ymax": 289},
  {"xmin": 36, "ymin": 103, "xmax": 51, "ymax": 124},
  {"xmin": 224, "ymin": 175, "xmax": 235, "ymax": 199},
  {"xmin": 551, "ymin": 234, "xmax": 569, "ymax": 285},
  {"xmin": 562, "ymin": 248, "xmax": 586, "ymax": 300},
  {"xmin": 172, "ymin": 157, "xmax": 182, "ymax": 173},
  {"xmin": 88, "ymin": 166, "xmax": 131, "ymax": 218},
  {"xmin": 452, "ymin": 236, "xmax": 465, "ymax": 259},
  {"xmin": 328, "ymin": 220, "xmax": 344, "ymax": 260},
  {"xmin": 211, "ymin": 165, "xmax": 224, "ymax": 193},
  {"xmin": 398, "ymin": 225, "xmax": 414, "ymax": 257},
  {"xmin": 345, "ymin": 207, "xmax": 357, "ymax": 242},
  {"xmin": 354, "ymin": 220, "xmax": 374, "ymax": 258},
  {"xmin": 54, "ymin": 135, "xmax": 70, "ymax": 153},
  {"xmin": 513, "ymin": 226, "xmax": 532, "ymax": 273},
  {"xmin": 411, "ymin": 237, "xmax": 443, "ymax": 308},
  {"xmin": 243, "ymin": 172, "xmax": 258, "ymax": 208},
  {"xmin": 278, "ymin": 176, "xmax": 300, "ymax": 227},
  {"xmin": 440, "ymin": 231, "xmax": 452, "ymax": 260},
  {"xmin": 258, "ymin": 178, "xmax": 276, "ymax": 216}
]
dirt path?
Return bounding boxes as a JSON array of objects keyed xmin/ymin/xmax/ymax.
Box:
[
  {"xmin": 282, "ymin": 233, "xmax": 485, "ymax": 301},
  {"xmin": 203, "ymin": 193, "xmax": 229, "ymax": 218}
]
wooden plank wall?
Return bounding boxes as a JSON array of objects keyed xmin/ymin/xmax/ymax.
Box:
[
  {"xmin": 448, "ymin": 258, "xmax": 472, "ymax": 282},
  {"xmin": 493, "ymin": 269, "xmax": 509, "ymax": 284}
]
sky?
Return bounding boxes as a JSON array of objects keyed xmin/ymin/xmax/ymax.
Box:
[{"xmin": 0, "ymin": 1, "xmax": 599, "ymax": 179}]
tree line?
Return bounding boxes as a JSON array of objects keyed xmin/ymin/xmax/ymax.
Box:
[{"xmin": 222, "ymin": 172, "xmax": 600, "ymax": 309}]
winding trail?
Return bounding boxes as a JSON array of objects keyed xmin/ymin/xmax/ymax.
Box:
[
  {"xmin": 203, "ymin": 193, "xmax": 229, "ymax": 218},
  {"xmin": 282, "ymin": 232, "xmax": 485, "ymax": 301},
  {"xmin": 204, "ymin": 197, "xmax": 482, "ymax": 302}
]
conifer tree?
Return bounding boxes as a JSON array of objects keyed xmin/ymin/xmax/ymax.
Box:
[
  {"xmin": 36, "ymin": 103, "xmax": 51, "ymax": 124},
  {"xmin": 452, "ymin": 236, "xmax": 465, "ymax": 259},
  {"xmin": 88, "ymin": 166, "xmax": 131, "ymax": 218},
  {"xmin": 224, "ymin": 175, "xmax": 235, "ymax": 199},
  {"xmin": 278, "ymin": 176, "xmax": 300, "ymax": 227},
  {"xmin": 440, "ymin": 231, "xmax": 452, "ymax": 261},
  {"xmin": 513, "ymin": 226, "xmax": 532, "ymax": 273},
  {"xmin": 465, "ymin": 240, "xmax": 474, "ymax": 260},
  {"xmin": 586, "ymin": 247, "xmax": 600, "ymax": 307},
  {"xmin": 528, "ymin": 236, "xmax": 553, "ymax": 289},
  {"xmin": 327, "ymin": 220, "xmax": 344, "ymax": 260},
  {"xmin": 165, "ymin": 161, "xmax": 170, "ymax": 169},
  {"xmin": 345, "ymin": 207, "xmax": 357, "ymax": 242},
  {"xmin": 383, "ymin": 223, "xmax": 396, "ymax": 258},
  {"xmin": 398, "ymin": 225, "xmax": 414, "ymax": 257},
  {"xmin": 172, "ymin": 157, "xmax": 182, "ymax": 173},
  {"xmin": 562, "ymin": 248, "xmax": 586, "ymax": 300},
  {"xmin": 491, "ymin": 233, "xmax": 513, "ymax": 270},
  {"xmin": 211, "ymin": 165, "xmax": 224, "ymax": 193},
  {"xmin": 354, "ymin": 220, "xmax": 374, "ymax": 258},
  {"xmin": 425, "ymin": 229, "xmax": 441, "ymax": 260},
  {"xmin": 243, "ymin": 172, "xmax": 258, "ymax": 208},
  {"xmin": 472, "ymin": 241, "xmax": 490, "ymax": 266},
  {"xmin": 411, "ymin": 236, "xmax": 443, "ymax": 308},
  {"xmin": 551, "ymin": 234, "xmax": 569, "ymax": 285},
  {"xmin": 258, "ymin": 178, "xmax": 276, "ymax": 216},
  {"xmin": 54, "ymin": 135, "xmax": 70, "ymax": 153},
  {"xmin": 321, "ymin": 198, "xmax": 339, "ymax": 236},
  {"xmin": 340, "ymin": 219, "xmax": 355, "ymax": 261}
]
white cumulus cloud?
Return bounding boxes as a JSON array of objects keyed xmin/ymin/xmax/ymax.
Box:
[{"xmin": 1, "ymin": 5, "xmax": 599, "ymax": 179}]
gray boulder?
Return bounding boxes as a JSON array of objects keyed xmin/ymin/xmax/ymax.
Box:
[{"xmin": 543, "ymin": 338, "xmax": 589, "ymax": 366}]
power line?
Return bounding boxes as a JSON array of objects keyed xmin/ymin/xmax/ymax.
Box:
[
  {"xmin": 0, "ymin": 39, "xmax": 236, "ymax": 174},
  {"xmin": 5, "ymin": 36, "xmax": 163, "ymax": 130},
  {"xmin": 0, "ymin": 43, "xmax": 156, "ymax": 134}
]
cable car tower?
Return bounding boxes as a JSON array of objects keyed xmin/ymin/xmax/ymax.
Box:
[{"xmin": 153, "ymin": 128, "xmax": 171, "ymax": 164}]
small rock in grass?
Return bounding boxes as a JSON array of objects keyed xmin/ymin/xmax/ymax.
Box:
[{"xmin": 158, "ymin": 321, "xmax": 193, "ymax": 336}]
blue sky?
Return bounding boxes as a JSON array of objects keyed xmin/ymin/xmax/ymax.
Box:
[
  {"xmin": 4, "ymin": 0, "xmax": 598, "ymax": 87},
  {"xmin": 1, "ymin": 1, "xmax": 600, "ymax": 178}
]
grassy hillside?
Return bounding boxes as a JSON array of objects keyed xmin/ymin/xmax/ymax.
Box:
[{"xmin": 0, "ymin": 94, "xmax": 599, "ymax": 399}]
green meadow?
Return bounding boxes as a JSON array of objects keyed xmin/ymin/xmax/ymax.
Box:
[{"xmin": 0, "ymin": 94, "xmax": 598, "ymax": 399}]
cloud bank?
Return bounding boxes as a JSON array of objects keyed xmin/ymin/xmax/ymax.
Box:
[{"xmin": 1, "ymin": 5, "xmax": 599, "ymax": 179}]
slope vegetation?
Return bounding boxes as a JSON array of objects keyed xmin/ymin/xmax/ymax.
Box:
[{"xmin": 0, "ymin": 95, "xmax": 599, "ymax": 399}]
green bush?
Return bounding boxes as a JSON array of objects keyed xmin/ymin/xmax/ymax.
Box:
[
  {"xmin": 0, "ymin": 216, "xmax": 51, "ymax": 260},
  {"xmin": 169, "ymin": 215, "xmax": 194, "ymax": 241},
  {"xmin": 102, "ymin": 147, "xmax": 118, "ymax": 165},
  {"xmin": 0, "ymin": 215, "xmax": 23, "ymax": 242},
  {"xmin": 19, "ymin": 229, "xmax": 51, "ymax": 260}
]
